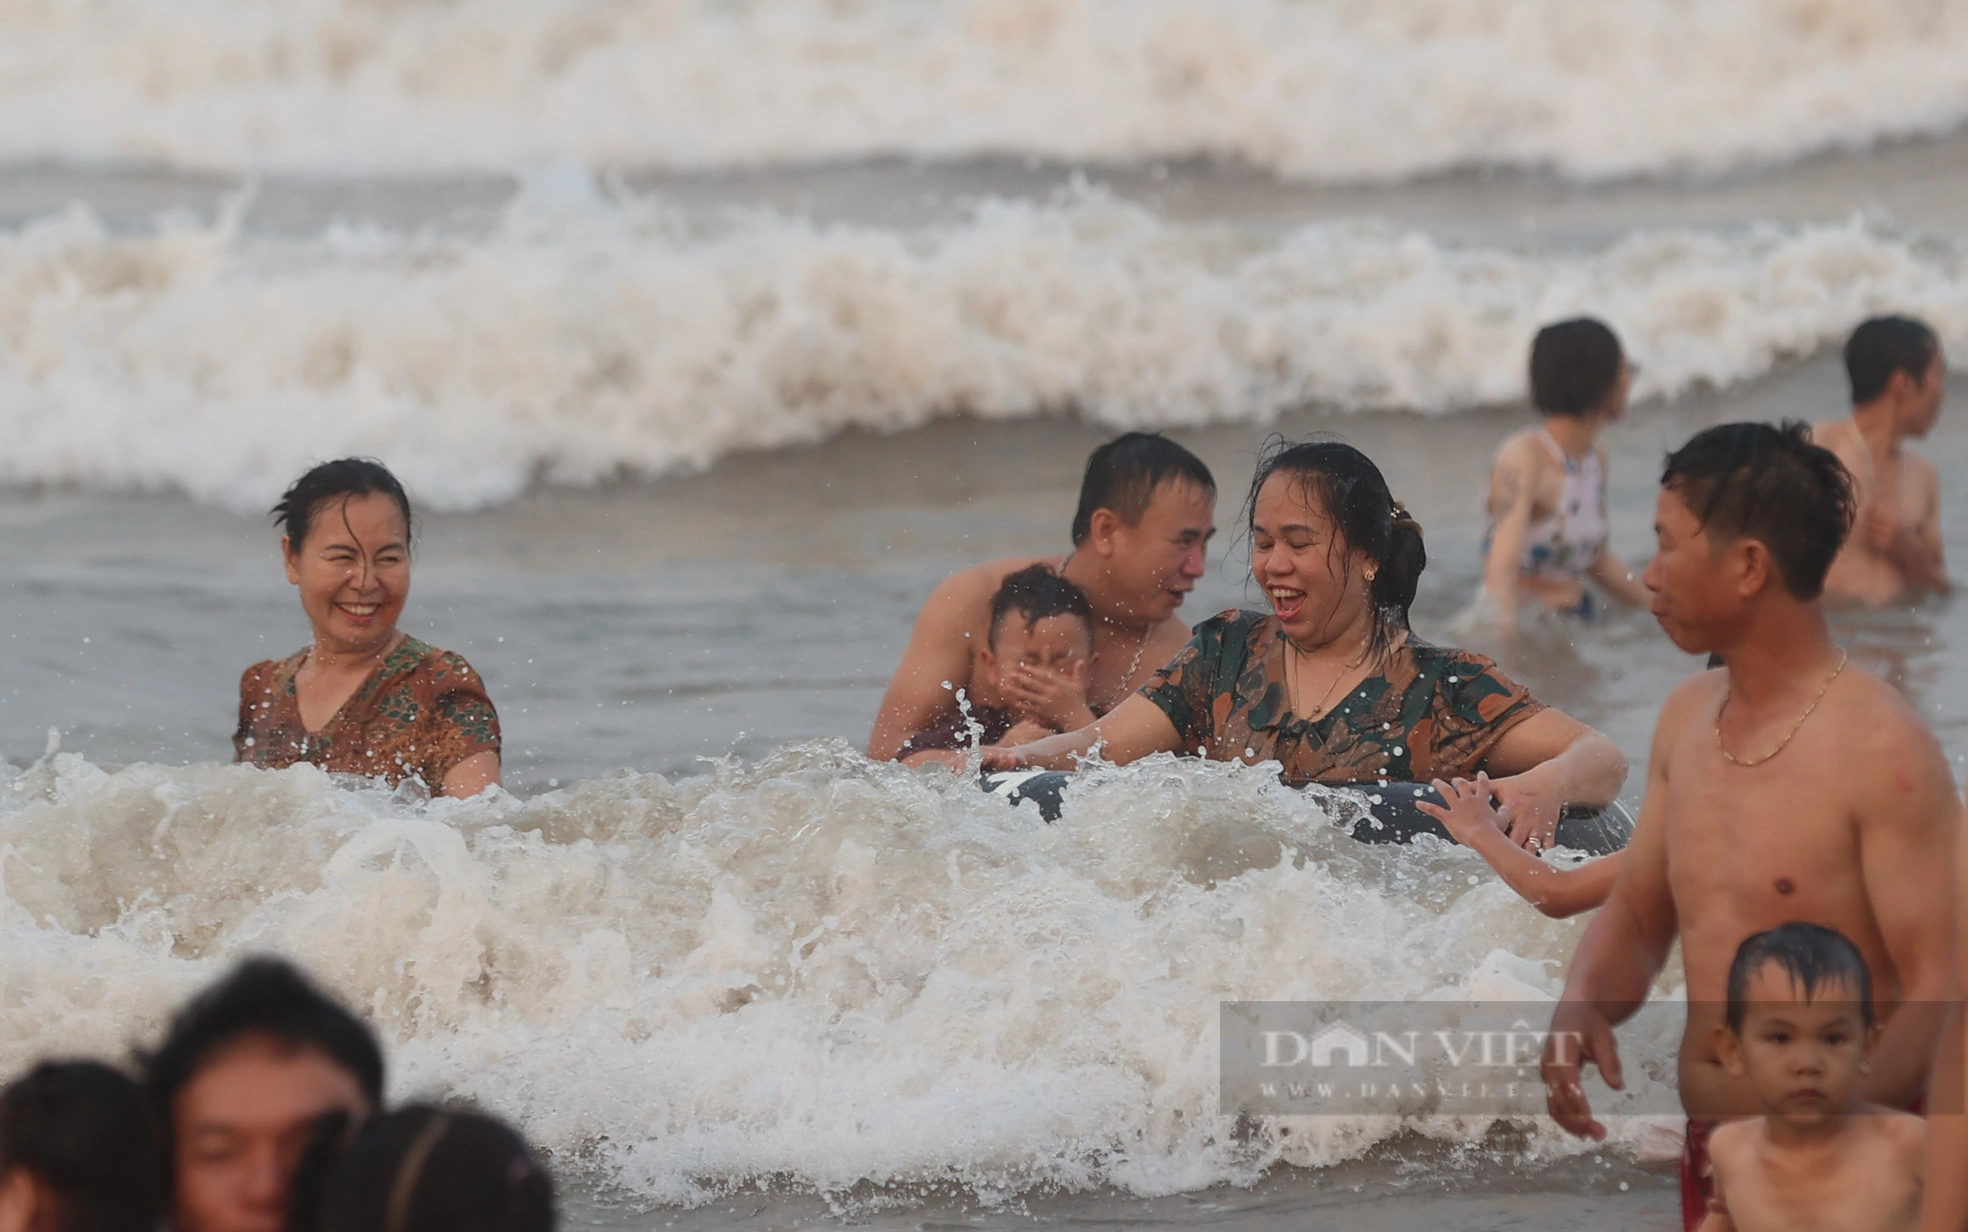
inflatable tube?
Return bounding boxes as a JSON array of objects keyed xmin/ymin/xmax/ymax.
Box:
[{"xmin": 978, "ymin": 771, "xmax": 1633, "ymax": 857}]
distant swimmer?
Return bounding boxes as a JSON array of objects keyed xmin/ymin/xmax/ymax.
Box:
[
  {"xmin": 1538, "ymin": 424, "xmax": 1957, "ymax": 1232},
  {"xmin": 235, "ymin": 459, "xmax": 501, "ymax": 798},
  {"xmin": 895, "ymin": 565, "xmax": 1097, "ymax": 766},
  {"xmin": 1812, "ymin": 316, "xmax": 1949, "ymax": 605},
  {"xmin": 985, "ymin": 440, "xmax": 1627, "ymax": 851},
  {"xmin": 1477, "ymin": 318, "xmax": 1651, "ymax": 622},
  {"xmin": 867, "ymin": 433, "xmax": 1215, "ymax": 762}
]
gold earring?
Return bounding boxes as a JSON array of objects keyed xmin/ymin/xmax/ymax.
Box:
[{"xmin": 1366, "ymin": 568, "xmax": 1378, "ymax": 581}]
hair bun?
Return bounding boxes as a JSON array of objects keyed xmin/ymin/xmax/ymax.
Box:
[{"xmin": 1391, "ymin": 501, "xmax": 1422, "ymax": 535}]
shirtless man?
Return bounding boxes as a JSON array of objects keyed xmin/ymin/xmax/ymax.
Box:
[
  {"xmin": 1812, "ymin": 316, "xmax": 1949, "ymax": 605},
  {"xmin": 1538, "ymin": 422, "xmax": 1959, "ymax": 1232},
  {"xmin": 867, "ymin": 433, "xmax": 1216, "ymax": 762}
]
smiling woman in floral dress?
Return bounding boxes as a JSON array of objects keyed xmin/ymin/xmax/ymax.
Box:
[{"xmin": 234, "ymin": 459, "xmax": 501, "ymax": 798}]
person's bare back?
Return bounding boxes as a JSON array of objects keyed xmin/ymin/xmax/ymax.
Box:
[{"xmin": 1702, "ymin": 1109, "xmax": 1925, "ymax": 1232}]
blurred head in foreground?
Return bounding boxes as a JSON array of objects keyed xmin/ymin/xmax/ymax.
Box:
[
  {"xmin": 146, "ymin": 958, "xmax": 384, "ymax": 1232},
  {"xmin": 292, "ymin": 1104, "xmax": 553, "ymax": 1232},
  {"xmin": 0, "ymin": 1060, "xmax": 164, "ymax": 1232}
]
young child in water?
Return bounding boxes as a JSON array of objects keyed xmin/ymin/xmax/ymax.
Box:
[
  {"xmin": 898, "ymin": 564, "xmax": 1096, "ymax": 767},
  {"xmin": 1416, "ymin": 773, "xmax": 1622, "ymax": 917},
  {"xmin": 1696, "ymin": 922, "xmax": 1925, "ymax": 1232}
]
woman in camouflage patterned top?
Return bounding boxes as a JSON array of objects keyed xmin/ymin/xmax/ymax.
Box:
[
  {"xmin": 986, "ymin": 441, "xmax": 1626, "ymax": 851},
  {"xmin": 235, "ymin": 460, "xmax": 501, "ymax": 797}
]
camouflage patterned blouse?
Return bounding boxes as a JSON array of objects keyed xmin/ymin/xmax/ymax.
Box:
[
  {"xmin": 1140, "ymin": 609, "xmax": 1545, "ymax": 787},
  {"xmin": 235, "ymin": 636, "xmax": 501, "ymax": 789}
]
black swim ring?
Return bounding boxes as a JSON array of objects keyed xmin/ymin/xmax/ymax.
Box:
[{"xmin": 977, "ymin": 770, "xmax": 1633, "ymax": 857}]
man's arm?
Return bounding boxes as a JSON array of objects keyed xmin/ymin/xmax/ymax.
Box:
[
  {"xmin": 1543, "ymin": 683, "xmax": 1691, "ymax": 1138},
  {"xmin": 867, "ymin": 565, "xmax": 1009, "ymax": 761},
  {"xmin": 1856, "ymin": 708, "xmax": 1961, "ymax": 1107}
]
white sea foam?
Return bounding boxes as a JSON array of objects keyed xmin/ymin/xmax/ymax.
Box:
[
  {"xmin": 0, "ymin": 745, "xmax": 1681, "ymax": 1202},
  {"xmin": 1, "ymin": 185, "xmax": 1963, "ymax": 509},
  {"xmin": 3, "ymin": 0, "xmax": 1966, "ymax": 178}
]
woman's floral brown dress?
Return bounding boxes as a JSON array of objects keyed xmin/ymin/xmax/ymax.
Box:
[
  {"xmin": 1140, "ymin": 609, "xmax": 1544, "ymax": 786},
  {"xmin": 235, "ymin": 637, "xmax": 501, "ymax": 789}
]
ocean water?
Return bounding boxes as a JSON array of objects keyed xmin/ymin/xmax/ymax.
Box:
[{"xmin": 4, "ymin": 4, "xmax": 1968, "ymax": 1226}]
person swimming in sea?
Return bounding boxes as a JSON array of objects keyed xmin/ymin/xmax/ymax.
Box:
[
  {"xmin": 985, "ymin": 439, "xmax": 1627, "ymax": 851},
  {"xmin": 1810, "ymin": 315, "xmax": 1950, "ymax": 606},
  {"xmin": 867, "ymin": 433, "xmax": 1216, "ymax": 763},
  {"xmin": 896, "ymin": 564, "xmax": 1098, "ymax": 767},
  {"xmin": 1537, "ymin": 423, "xmax": 1956, "ymax": 1232},
  {"xmin": 1477, "ymin": 318, "xmax": 1651, "ymax": 623},
  {"xmin": 234, "ymin": 459, "xmax": 502, "ymax": 798}
]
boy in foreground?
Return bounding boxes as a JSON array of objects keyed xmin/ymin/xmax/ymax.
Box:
[{"xmin": 1699, "ymin": 922, "xmax": 1925, "ymax": 1232}]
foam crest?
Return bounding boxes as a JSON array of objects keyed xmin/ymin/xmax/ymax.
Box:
[
  {"xmin": 3, "ymin": 0, "xmax": 1966, "ymax": 178},
  {"xmin": 1, "ymin": 190, "xmax": 1963, "ymax": 509},
  {"xmin": 0, "ymin": 747, "xmax": 1678, "ymax": 1202}
]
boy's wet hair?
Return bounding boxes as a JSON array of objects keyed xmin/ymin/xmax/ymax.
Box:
[
  {"xmin": 1530, "ymin": 317, "xmax": 1626, "ymax": 418},
  {"xmin": 0, "ymin": 1060, "xmax": 165, "ymax": 1232},
  {"xmin": 143, "ymin": 957, "xmax": 385, "ymax": 1136},
  {"xmin": 1725, "ymin": 921, "xmax": 1875, "ymax": 1032},
  {"xmin": 274, "ymin": 458, "xmax": 414, "ymax": 550},
  {"xmin": 1846, "ymin": 315, "xmax": 1939, "ymax": 405},
  {"xmin": 1660, "ymin": 421, "xmax": 1855, "ymax": 600},
  {"xmin": 292, "ymin": 1104, "xmax": 553, "ymax": 1232},
  {"xmin": 988, "ymin": 565, "xmax": 1095, "ymax": 650},
  {"xmin": 1071, "ymin": 433, "xmax": 1215, "ymax": 546}
]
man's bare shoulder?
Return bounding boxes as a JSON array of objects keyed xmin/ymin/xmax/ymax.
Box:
[
  {"xmin": 929, "ymin": 555, "xmax": 1057, "ymax": 606},
  {"xmin": 1654, "ymin": 669, "xmax": 1728, "ymax": 744},
  {"xmin": 1835, "ymin": 666, "xmax": 1940, "ymax": 749}
]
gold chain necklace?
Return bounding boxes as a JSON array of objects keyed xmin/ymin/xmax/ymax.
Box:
[
  {"xmin": 1099, "ymin": 628, "xmax": 1150, "ymax": 712},
  {"xmin": 1714, "ymin": 649, "xmax": 1848, "ymax": 768},
  {"xmin": 1287, "ymin": 638, "xmax": 1372, "ymax": 718}
]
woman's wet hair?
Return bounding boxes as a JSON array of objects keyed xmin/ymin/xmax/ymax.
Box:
[
  {"xmin": 143, "ymin": 957, "xmax": 385, "ymax": 1138},
  {"xmin": 988, "ymin": 565, "xmax": 1095, "ymax": 651},
  {"xmin": 1071, "ymin": 433, "xmax": 1215, "ymax": 546},
  {"xmin": 1845, "ymin": 315, "xmax": 1938, "ymax": 405},
  {"xmin": 291, "ymin": 1104, "xmax": 554, "ymax": 1232},
  {"xmin": 274, "ymin": 459, "xmax": 414, "ymax": 550},
  {"xmin": 1660, "ymin": 421, "xmax": 1855, "ymax": 601},
  {"xmin": 1245, "ymin": 439, "xmax": 1426, "ymax": 656},
  {"xmin": 1529, "ymin": 318, "xmax": 1625, "ymax": 418},
  {"xmin": 0, "ymin": 1060, "xmax": 165, "ymax": 1232},
  {"xmin": 1725, "ymin": 921, "xmax": 1874, "ymax": 1033}
]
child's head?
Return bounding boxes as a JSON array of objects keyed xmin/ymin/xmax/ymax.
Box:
[
  {"xmin": 1718, "ymin": 922, "xmax": 1877, "ymax": 1125},
  {"xmin": 982, "ymin": 566, "xmax": 1096, "ymax": 689},
  {"xmin": 1530, "ymin": 317, "xmax": 1629, "ymax": 421},
  {"xmin": 0, "ymin": 1060, "xmax": 165, "ymax": 1232}
]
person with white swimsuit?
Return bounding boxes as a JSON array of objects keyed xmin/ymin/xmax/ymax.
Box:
[{"xmin": 1482, "ymin": 318, "xmax": 1652, "ymax": 622}]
